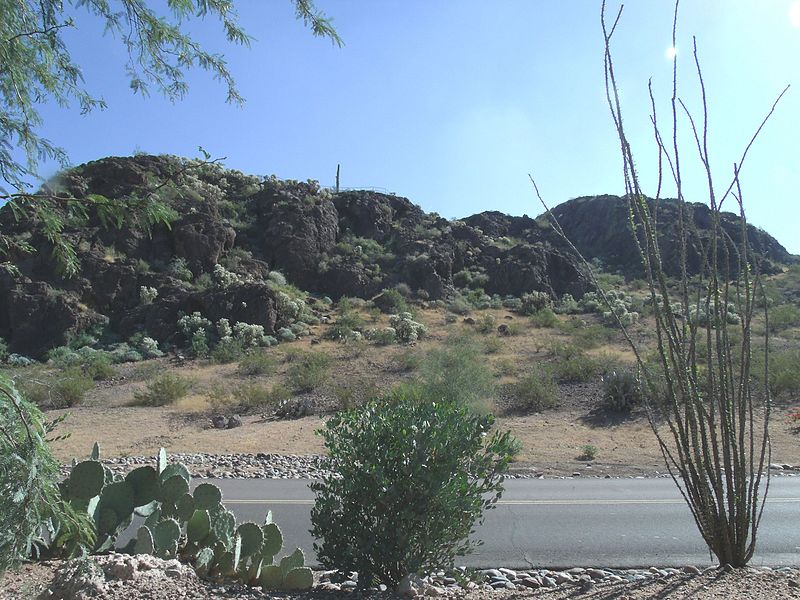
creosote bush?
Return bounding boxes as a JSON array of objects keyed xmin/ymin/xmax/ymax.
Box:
[
  {"xmin": 324, "ymin": 312, "xmax": 364, "ymax": 342},
  {"xmin": 20, "ymin": 369, "xmax": 95, "ymax": 409},
  {"xmin": 476, "ymin": 313, "xmax": 496, "ymax": 334},
  {"xmin": 529, "ymin": 307, "xmax": 559, "ymax": 328},
  {"xmin": 132, "ymin": 373, "xmax": 192, "ymax": 406},
  {"xmin": 237, "ymin": 351, "xmax": 278, "ymax": 376},
  {"xmin": 578, "ymin": 444, "xmax": 598, "ymax": 461},
  {"xmin": 310, "ymin": 389, "xmax": 518, "ymax": 589},
  {"xmin": 601, "ymin": 370, "xmax": 641, "ymax": 413},
  {"xmin": 286, "ymin": 351, "xmax": 332, "ymax": 392},
  {"xmin": 233, "ymin": 383, "xmax": 290, "ymax": 411},
  {"xmin": 507, "ymin": 367, "xmax": 558, "ymax": 412},
  {"xmin": 415, "ymin": 334, "xmax": 495, "ymax": 414}
]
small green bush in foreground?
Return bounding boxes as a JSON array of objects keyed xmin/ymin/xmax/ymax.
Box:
[{"xmin": 310, "ymin": 389, "xmax": 518, "ymax": 589}]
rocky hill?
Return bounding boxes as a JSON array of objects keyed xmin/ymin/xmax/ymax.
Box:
[
  {"xmin": 0, "ymin": 155, "xmax": 792, "ymax": 358},
  {"xmin": 547, "ymin": 195, "xmax": 794, "ymax": 278}
]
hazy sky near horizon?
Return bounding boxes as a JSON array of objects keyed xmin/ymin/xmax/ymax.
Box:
[{"xmin": 23, "ymin": 1, "xmax": 800, "ymax": 253}]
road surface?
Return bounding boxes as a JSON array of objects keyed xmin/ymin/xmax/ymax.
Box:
[{"xmin": 176, "ymin": 476, "xmax": 800, "ymax": 569}]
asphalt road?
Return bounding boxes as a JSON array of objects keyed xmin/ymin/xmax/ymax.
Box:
[{"xmin": 187, "ymin": 476, "xmax": 800, "ymax": 569}]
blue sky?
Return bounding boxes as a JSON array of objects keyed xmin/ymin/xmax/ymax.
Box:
[{"xmin": 26, "ymin": 1, "xmax": 800, "ymax": 253}]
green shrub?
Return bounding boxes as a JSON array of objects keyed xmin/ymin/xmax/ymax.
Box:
[
  {"xmin": 192, "ymin": 272, "xmax": 213, "ymax": 291},
  {"xmin": 365, "ymin": 328, "xmax": 396, "ymax": 345},
  {"xmin": 232, "ymin": 383, "xmax": 290, "ymax": 411},
  {"xmin": 465, "ymin": 289, "xmax": 491, "ymax": 309},
  {"xmin": 416, "ymin": 334, "xmax": 494, "ymax": 414},
  {"xmin": 52, "ymin": 370, "xmax": 96, "ymax": 407},
  {"xmin": 132, "ymin": 373, "xmax": 192, "ymax": 406},
  {"xmin": 325, "ymin": 311, "xmax": 364, "ymax": 342},
  {"xmin": 375, "ymin": 289, "xmax": 410, "ymax": 314},
  {"xmin": 286, "ymin": 351, "xmax": 332, "ymax": 392},
  {"xmin": 393, "ymin": 349, "xmax": 420, "ymax": 372},
  {"xmin": 578, "ymin": 444, "xmax": 598, "ymax": 460},
  {"xmin": 553, "ymin": 353, "xmax": 602, "ymax": 383},
  {"xmin": 211, "ymin": 337, "xmax": 245, "ymax": 363},
  {"xmin": 168, "ymin": 257, "xmax": 193, "ymax": 281},
  {"xmin": 394, "ymin": 282, "xmax": 412, "ymax": 298},
  {"xmin": 0, "ymin": 338, "xmax": 7, "ymax": 363},
  {"xmin": 476, "ymin": 313, "xmax": 496, "ymax": 334},
  {"xmin": 237, "ymin": 351, "xmax": 277, "ymax": 376},
  {"xmin": 493, "ymin": 358, "xmax": 518, "ymax": 377},
  {"xmin": 336, "ymin": 296, "xmax": 367, "ymax": 312},
  {"xmin": 570, "ymin": 323, "xmax": 619, "ymax": 349},
  {"xmin": 205, "ymin": 383, "xmax": 232, "ymax": 412},
  {"xmin": 483, "ymin": 336, "xmax": 503, "ymax": 354},
  {"xmin": 499, "ymin": 321, "xmax": 524, "ymax": 336},
  {"xmin": 331, "ymin": 379, "xmax": 380, "ymax": 411},
  {"xmin": 529, "ymin": 308, "xmax": 559, "ymax": 328},
  {"xmin": 20, "ymin": 369, "xmax": 94, "ymax": 409},
  {"xmin": 507, "ymin": 368, "xmax": 558, "ymax": 412},
  {"xmin": 310, "ymin": 390, "xmax": 518, "ymax": 588},
  {"xmin": 601, "ymin": 370, "xmax": 641, "ymax": 412},
  {"xmin": 447, "ymin": 297, "xmax": 471, "ymax": 315},
  {"xmin": 767, "ymin": 349, "xmax": 800, "ymax": 399},
  {"xmin": 768, "ymin": 304, "xmax": 800, "ymax": 334},
  {"xmin": 78, "ymin": 353, "xmax": 115, "ymax": 381},
  {"xmin": 48, "ymin": 347, "xmax": 116, "ymax": 381},
  {"xmin": 452, "ymin": 270, "xmax": 473, "ymax": 288},
  {"xmin": 547, "ymin": 339, "xmax": 582, "ymax": 360}
]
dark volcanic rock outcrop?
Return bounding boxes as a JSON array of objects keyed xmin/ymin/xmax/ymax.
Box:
[
  {"xmin": 0, "ymin": 156, "xmax": 790, "ymax": 357},
  {"xmin": 548, "ymin": 195, "xmax": 794, "ymax": 277}
]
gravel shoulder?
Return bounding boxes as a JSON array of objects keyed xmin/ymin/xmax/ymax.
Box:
[{"xmin": 1, "ymin": 559, "xmax": 798, "ymax": 600}]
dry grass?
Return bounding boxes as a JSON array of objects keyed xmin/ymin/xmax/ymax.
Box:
[{"xmin": 39, "ymin": 303, "xmax": 800, "ymax": 476}]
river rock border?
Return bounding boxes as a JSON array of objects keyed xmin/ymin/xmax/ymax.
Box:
[
  {"xmin": 317, "ymin": 565, "xmax": 800, "ymax": 595},
  {"xmin": 60, "ymin": 452, "xmax": 800, "ymax": 481}
]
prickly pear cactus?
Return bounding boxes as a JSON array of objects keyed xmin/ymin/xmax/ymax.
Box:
[
  {"xmin": 260, "ymin": 564, "xmax": 283, "ymax": 589},
  {"xmin": 261, "ymin": 523, "xmax": 282, "ymax": 558},
  {"xmin": 237, "ymin": 523, "xmax": 263, "ymax": 557},
  {"xmin": 125, "ymin": 466, "xmax": 159, "ymax": 506},
  {"xmin": 59, "ymin": 446, "xmax": 312, "ymax": 591},
  {"xmin": 187, "ymin": 510, "xmax": 211, "ymax": 544},
  {"xmin": 67, "ymin": 460, "xmax": 105, "ymax": 501},
  {"xmin": 284, "ymin": 567, "xmax": 314, "ymax": 590},
  {"xmin": 134, "ymin": 526, "xmax": 154, "ymax": 555}
]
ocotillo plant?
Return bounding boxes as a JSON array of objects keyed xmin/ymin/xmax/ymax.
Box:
[{"xmin": 534, "ymin": 1, "xmax": 786, "ymax": 567}]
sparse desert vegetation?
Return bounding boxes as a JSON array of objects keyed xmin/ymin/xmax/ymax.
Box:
[{"xmin": 2, "ymin": 265, "xmax": 797, "ymax": 476}]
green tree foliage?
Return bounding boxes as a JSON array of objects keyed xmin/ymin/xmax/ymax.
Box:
[
  {"xmin": 0, "ymin": 0, "xmax": 340, "ymax": 275},
  {"xmin": 310, "ymin": 389, "xmax": 518, "ymax": 589},
  {"xmin": 0, "ymin": 375, "xmax": 94, "ymax": 573}
]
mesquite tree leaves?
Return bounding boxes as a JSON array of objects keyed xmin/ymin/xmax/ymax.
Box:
[{"xmin": 0, "ymin": 0, "xmax": 340, "ymax": 276}]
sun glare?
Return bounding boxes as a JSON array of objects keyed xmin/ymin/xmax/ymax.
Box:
[
  {"xmin": 790, "ymin": 1, "xmax": 800, "ymax": 27},
  {"xmin": 665, "ymin": 46, "xmax": 677, "ymax": 60}
]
